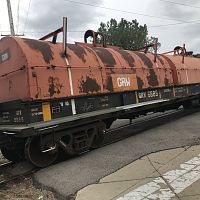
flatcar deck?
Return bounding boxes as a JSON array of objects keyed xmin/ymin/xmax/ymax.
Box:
[{"xmin": 0, "ymin": 98, "xmax": 170, "ymax": 136}]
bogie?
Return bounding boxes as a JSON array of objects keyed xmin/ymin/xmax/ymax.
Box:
[{"xmin": 23, "ymin": 122, "xmax": 106, "ymax": 167}]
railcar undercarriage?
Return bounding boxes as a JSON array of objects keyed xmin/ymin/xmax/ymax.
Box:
[{"xmin": 0, "ymin": 92, "xmax": 199, "ymax": 168}]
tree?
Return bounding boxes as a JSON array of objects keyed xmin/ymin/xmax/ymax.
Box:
[{"xmin": 98, "ymin": 18, "xmax": 151, "ymax": 51}]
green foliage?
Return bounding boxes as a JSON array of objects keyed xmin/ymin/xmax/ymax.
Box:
[
  {"xmin": 98, "ymin": 18, "xmax": 151, "ymax": 51},
  {"xmin": 147, "ymin": 36, "xmax": 161, "ymax": 53}
]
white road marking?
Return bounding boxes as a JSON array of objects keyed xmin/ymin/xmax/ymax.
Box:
[{"xmin": 117, "ymin": 154, "xmax": 200, "ymax": 200}]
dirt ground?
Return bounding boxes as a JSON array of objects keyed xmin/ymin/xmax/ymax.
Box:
[
  {"xmin": 0, "ymin": 152, "xmax": 8, "ymax": 165},
  {"xmin": 0, "ymin": 177, "xmax": 57, "ymax": 200},
  {"xmin": 0, "ymin": 152, "xmax": 57, "ymax": 200}
]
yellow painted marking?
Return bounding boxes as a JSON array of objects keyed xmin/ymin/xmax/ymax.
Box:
[{"xmin": 42, "ymin": 102, "xmax": 52, "ymax": 121}]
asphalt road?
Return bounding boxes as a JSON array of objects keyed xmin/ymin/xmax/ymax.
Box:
[{"xmin": 33, "ymin": 109, "xmax": 200, "ymax": 200}]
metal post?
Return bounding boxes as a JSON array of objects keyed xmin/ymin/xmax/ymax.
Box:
[
  {"xmin": 154, "ymin": 38, "xmax": 158, "ymax": 63},
  {"xmin": 62, "ymin": 17, "xmax": 76, "ymax": 115},
  {"xmin": 63, "ymin": 17, "xmax": 68, "ymax": 57},
  {"xmin": 182, "ymin": 44, "xmax": 186, "ymax": 64},
  {"xmin": 6, "ymin": 0, "xmax": 15, "ymax": 36}
]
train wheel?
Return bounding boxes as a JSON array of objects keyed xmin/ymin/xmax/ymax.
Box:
[
  {"xmin": 1, "ymin": 146, "xmax": 24, "ymax": 162},
  {"xmin": 25, "ymin": 137, "xmax": 58, "ymax": 168}
]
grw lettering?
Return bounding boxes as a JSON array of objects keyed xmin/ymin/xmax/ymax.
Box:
[{"xmin": 117, "ymin": 77, "xmax": 131, "ymax": 87}]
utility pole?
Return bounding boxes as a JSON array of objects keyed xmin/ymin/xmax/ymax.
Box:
[
  {"xmin": 6, "ymin": 0, "xmax": 15, "ymax": 36},
  {"xmin": 1, "ymin": 0, "xmax": 24, "ymax": 37}
]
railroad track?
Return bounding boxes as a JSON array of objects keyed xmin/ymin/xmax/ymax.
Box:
[
  {"xmin": 0, "ymin": 160, "xmax": 36, "ymax": 185},
  {"xmin": 103, "ymin": 107, "xmax": 200, "ymax": 146},
  {"xmin": 109, "ymin": 109, "xmax": 183, "ymax": 133},
  {"xmin": 0, "ymin": 161, "xmax": 15, "ymax": 184},
  {"xmin": 0, "ymin": 107, "xmax": 199, "ymax": 186},
  {"xmin": 0, "ymin": 161, "xmax": 13, "ymax": 168}
]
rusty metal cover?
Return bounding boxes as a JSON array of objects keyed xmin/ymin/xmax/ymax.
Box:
[
  {"xmin": 1, "ymin": 35, "xmax": 200, "ymax": 104},
  {"xmin": 0, "ymin": 37, "xmax": 71, "ymax": 102}
]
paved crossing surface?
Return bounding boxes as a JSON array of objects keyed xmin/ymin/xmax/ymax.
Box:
[
  {"xmin": 34, "ymin": 111, "xmax": 200, "ymax": 199},
  {"xmin": 76, "ymin": 146, "xmax": 200, "ymax": 200}
]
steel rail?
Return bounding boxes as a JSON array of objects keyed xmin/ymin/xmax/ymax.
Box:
[
  {"xmin": 107, "ymin": 109, "xmax": 183, "ymax": 133},
  {"xmin": 103, "ymin": 107, "xmax": 199, "ymax": 146}
]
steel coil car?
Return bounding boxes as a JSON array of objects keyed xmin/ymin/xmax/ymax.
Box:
[{"xmin": 0, "ymin": 24, "xmax": 200, "ymax": 167}]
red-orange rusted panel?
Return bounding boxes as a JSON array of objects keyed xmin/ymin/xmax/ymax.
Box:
[
  {"xmin": 0, "ymin": 37, "xmax": 29, "ymax": 103},
  {"xmin": 2, "ymin": 35, "xmax": 200, "ymax": 104},
  {"xmin": 165, "ymin": 55, "xmax": 200, "ymax": 85},
  {"xmin": 157, "ymin": 54, "xmax": 174, "ymax": 87},
  {"xmin": 0, "ymin": 37, "xmax": 71, "ymax": 103},
  {"xmin": 16, "ymin": 38, "xmax": 70, "ymax": 100}
]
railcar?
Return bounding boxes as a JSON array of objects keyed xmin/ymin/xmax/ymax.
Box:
[{"xmin": 0, "ymin": 18, "xmax": 200, "ymax": 167}]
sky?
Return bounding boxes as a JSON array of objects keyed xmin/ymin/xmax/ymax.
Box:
[{"xmin": 0, "ymin": 0, "xmax": 200, "ymax": 53}]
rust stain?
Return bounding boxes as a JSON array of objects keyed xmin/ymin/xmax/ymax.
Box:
[
  {"xmin": 48, "ymin": 77, "xmax": 63, "ymax": 97},
  {"xmin": 160, "ymin": 55, "xmax": 179, "ymax": 85},
  {"xmin": 148, "ymin": 69, "xmax": 159, "ymax": 87},
  {"xmin": 137, "ymin": 76, "xmax": 144, "ymax": 89},
  {"xmin": 116, "ymin": 50, "xmax": 135, "ymax": 68},
  {"xmin": 135, "ymin": 52, "xmax": 159, "ymax": 87},
  {"xmin": 92, "ymin": 48, "xmax": 116, "ymax": 67},
  {"xmin": 8, "ymin": 80, "xmax": 13, "ymax": 92},
  {"xmin": 135, "ymin": 52, "xmax": 152, "ymax": 68},
  {"xmin": 84, "ymin": 46, "xmax": 100, "ymax": 63},
  {"xmin": 23, "ymin": 39, "xmax": 53, "ymax": 64},
  {"xmin": 106, "ymin": 76, "xmax": 114, "ymax": 91},
  {"xmin": 68, "ymin": 44, "xmax": 86, "ymax": 63},
  {"xmin": 164, "ymin": 77, "xmax": 169, "ymax": 86},
  {"xmin": 156, "ymin": 55, "xmax": 170, "ymax": 86},
  {"xmin": 157, "ymin": 55, "xmax": 165, "ymax": 65},
  {"xmin": 84, "ymin": 46, "xmax": 93, "ymax": 53},
  {"xmin": 79, "ymin": 76, "xmax": 101, "ymax": 93}
]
